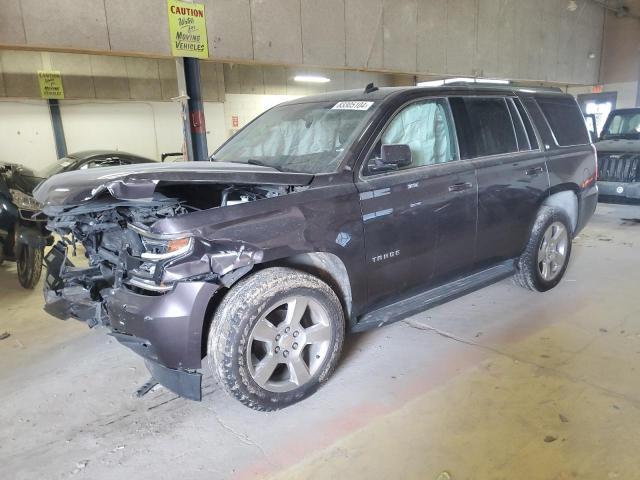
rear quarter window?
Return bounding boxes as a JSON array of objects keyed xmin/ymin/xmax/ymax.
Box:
[{"xmin": 536, "ymin": 95, "xmax": 589, "ymax": 147}]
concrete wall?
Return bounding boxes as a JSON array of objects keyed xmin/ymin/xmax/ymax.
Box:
[
  {"xmin": 601, "ymin": 14, "xmax": 640, "ymax": 86},
  {"xmin": 0, "ymin": 0, "xmax": 606, "ymax": 84},
  {"xmin": 0, "ymin": 50, "xmax": 406, "ymax": 100},
  {"xmin": 222, "ymin": 64, "xmax": 408, "ymax": 95},
  {"xmin": 0, "ymin": 51, "xmax": 226, "ymax": 102},
  {"xmin": 568, "ymin": 13, "xmax": 640, "ymax": 109},
  {"xmin": 600, "ymin": 13, "xmax": 640, "ymax": 108}
]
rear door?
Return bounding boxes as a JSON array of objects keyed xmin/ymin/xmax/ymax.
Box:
[
  {"xmin": 357, "ymin": 97, "xmax": 477, "ymax": 309},
  {"xmin": 532, "ymin": 94, "xmax": 594, "ymax": 195},
  {"xmin": 451, "ymin": 96, "xmax": 549, "ymax": 268}
]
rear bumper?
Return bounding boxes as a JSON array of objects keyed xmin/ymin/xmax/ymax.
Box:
[
  {"xmin": 597, "ymin": 181, "xmax": 640, "ymax": 202},
  {"xmin": 575, "ymin": 185, "xmax": 598, "ymax": 235}
]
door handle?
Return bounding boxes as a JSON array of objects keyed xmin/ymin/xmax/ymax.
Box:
[
  {"xmin": 525, "ymin": 166, "xmax": 544, "ymax": 176},
  {"xmin": 448, "ymin": 182, "xmax": 473, "ymax": 193}
]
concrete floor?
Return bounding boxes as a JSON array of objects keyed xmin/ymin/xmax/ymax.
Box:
[{"xmin": 1, "ymin": 202, "xmax": 639, "ymax": 480}]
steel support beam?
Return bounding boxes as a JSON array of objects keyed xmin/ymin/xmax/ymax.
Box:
[
  {"xmin": 47, "ymin": 99, "xmax": 67, "ymax": 159},
  {"xmin": 185, "ymin": 58, "xmax": 208, "ymax": 161},
  {"xmin": 186, "ymin": 58, "xmax": 208, "ymax": 161},
  {"xmin": 175, "ymin": 57, "xmax": 208, "ymax": 162},
  {"xmin": 175, "ymin": 58, "xmax": 194, "ymax": 162}
]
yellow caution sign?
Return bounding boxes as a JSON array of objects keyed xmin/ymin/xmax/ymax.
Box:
[
  {"xmin": 37, "ymin": 71, "xmax": 64, "ymax": 99},
  {"xmin": 167, "ymin": 0, "xmax": 209, "ymax": 59}
]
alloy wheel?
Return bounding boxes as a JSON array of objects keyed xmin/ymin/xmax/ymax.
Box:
[
  {"xmin": 537, "ymin": 221, "xmax": 569, "ymax": 281},
  {"xmin": 246, "ymin": 295, "xmax": 333, "ymax": 393}
]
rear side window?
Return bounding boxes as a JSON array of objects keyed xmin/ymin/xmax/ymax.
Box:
[
  {"xmin": 536, "ymin": 95, "xmax": 589, "ymax": 146},
  {"xmin": 463, "ymin": 98, "xmax": 518, "ymax": 157}
]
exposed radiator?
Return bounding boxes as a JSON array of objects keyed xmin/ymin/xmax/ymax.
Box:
[{"xmin": 598, "ymin": 153, "xmax": 640, "ymax": 183}]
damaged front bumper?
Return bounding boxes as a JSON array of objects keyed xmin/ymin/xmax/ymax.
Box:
[{"xmin": 43, "ymin": 244, "xmax": 220, "ymax": 401}]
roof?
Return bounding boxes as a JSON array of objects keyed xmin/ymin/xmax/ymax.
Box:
[{"xmin": 281, "ymin": 85, "xmax": 567, "ymax": 107}]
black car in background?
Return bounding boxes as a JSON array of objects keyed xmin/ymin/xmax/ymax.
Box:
[
  {"xmin": 35, "ymin": 86, "xmax": 597, "ymax": 410},
  {"xmin": 595, "ymin": 108, "xmax": 640, "ymax": 203},
  {"xmin": 0, "ymin": 150, "xmax": 155, "ymax": 288}
]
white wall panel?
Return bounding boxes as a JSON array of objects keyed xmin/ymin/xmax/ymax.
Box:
[
  {"xmin": 222, "ymin": 93, "xmax": 298, "ymax": 137},
  {"xmin": 0, "ymin": 100, "xmax": 57, "ymax": 170},
  {"xmin": 58, "ymin": 100, "xmax": 226, "ymax": 161}
]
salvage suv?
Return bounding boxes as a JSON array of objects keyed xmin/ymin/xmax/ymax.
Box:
[
  {"xmin": 595, "ymin": 108, "xmax": 640, "ymax": 202},
  {"xmin": 35, "ymin": 85, "xmax": 597, "ymax": 410}
]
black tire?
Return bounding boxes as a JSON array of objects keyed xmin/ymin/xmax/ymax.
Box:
[
  {"xmin": 16, "ymin": 244, "xmax": 44, "ymax": 289},
  {"xmin": 208, "ymin": 267, "xmax": 345, "ymax": 411},
  {"xmin": 514, "ymin": 206, "xmax": 572, "ymax": 292}
]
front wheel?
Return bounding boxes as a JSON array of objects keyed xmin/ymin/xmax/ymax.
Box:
[
  {"xmin": 208, "ymin": 267, "xmax": 345, "ymax": 411},
  {"xmin": 514, "ymin": 206, "xmax": 572, "ymax": 292},
  {"xmin": 16, "ymin": 244, "xmax": 44, "ymax": 289}
]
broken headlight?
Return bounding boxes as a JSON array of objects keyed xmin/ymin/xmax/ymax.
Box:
[
  {"xmin": 140, "ymin": 236, "xmax": 193, "ymax": 260},
  {"xmin": 10, "ymin": 189, "xmax": 42, "ymax": 211},
  {"xmin": 127, "ymin": 224, "xmax": 193, "ymax": 260}
]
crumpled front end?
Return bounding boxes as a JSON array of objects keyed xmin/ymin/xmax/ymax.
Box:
[{"xmin": 42, "ymin": 199, "xmax": 267, "ymax": 400}]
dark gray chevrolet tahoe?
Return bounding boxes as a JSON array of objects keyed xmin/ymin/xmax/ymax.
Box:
[{"xmin": 34, "ymin": 86, "xmax": 598, "ymax": 410}]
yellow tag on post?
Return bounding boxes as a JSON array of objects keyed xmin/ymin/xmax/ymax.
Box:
[
  {"xmin": 37, "ymin": 71, "xmax": 64, "ymax": 99},
  {"xmin": 167, "ymin": 0, "xmax": 209, "ymax": 59}
]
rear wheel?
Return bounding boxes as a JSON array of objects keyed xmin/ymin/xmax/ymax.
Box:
[
  {"xmin": 16, "ymin": 244, "xmax": 43, "ymax": 289},
  {"xmin": 208, "ymin": 267, "xmax": 345, "ymax": 411},
  {"xmin": 514, "ymin": 206, "xmax": 572, "ymax": 292}
]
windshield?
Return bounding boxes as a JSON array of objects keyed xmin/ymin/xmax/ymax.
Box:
[
  {"xmin": 36, "ymin": 156, "xmax": 77, "ymax": 178},
  {"xmin": 212, "ymin": 100, "xmax": 377, "ymax": 174},
  {"xmin": 602, "ymin": 111, "xmax": 640, "ymax": 140}
]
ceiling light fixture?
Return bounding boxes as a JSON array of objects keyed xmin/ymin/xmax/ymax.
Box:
[{"xmin": 293, "ymin": 75, "xmax": 331, "ymax": 83}]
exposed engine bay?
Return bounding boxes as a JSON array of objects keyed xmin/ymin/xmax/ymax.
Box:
[{"xmin": 43, "ymin": 183, "xmax": 290, "ymax": 327}]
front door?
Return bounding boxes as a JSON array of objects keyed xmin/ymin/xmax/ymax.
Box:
[{"xmin": 357, "ymin": 98, "xmax": 477, "ymax": 310}]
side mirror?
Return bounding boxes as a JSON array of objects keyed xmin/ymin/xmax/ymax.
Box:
[
  {"xmin": 381, "ymin": 144, "xmax": 412, "ymax": 168},
  {"xmin": 368, "ymin": 144, "xmax": 412, "ymax": 173}
]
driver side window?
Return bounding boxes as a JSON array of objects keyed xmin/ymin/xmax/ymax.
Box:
[{"xmin": 365, "ymin": 98, "xmax": 458, "ymax": 175}]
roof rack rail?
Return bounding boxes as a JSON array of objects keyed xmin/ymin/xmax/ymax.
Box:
[{"xmin": 511, "ymin": 85, "xmax": 563, "ymax": 93}]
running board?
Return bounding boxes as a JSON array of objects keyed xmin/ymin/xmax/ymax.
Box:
[{"xmin": 353, "ymin": 260, "xmax": 516, "ymax": 332}]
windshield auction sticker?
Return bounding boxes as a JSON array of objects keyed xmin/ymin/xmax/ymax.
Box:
[
  {"xmin": 37, "ymin": 71, "xmax": 64, "ymax": 99},
  {"xmin": 332, "ymin": 101, "xmax": 374, "ymax": 111},
  {"xmin": 167, "ymin": 0, "xmax": 209, "ymax": 59}
]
